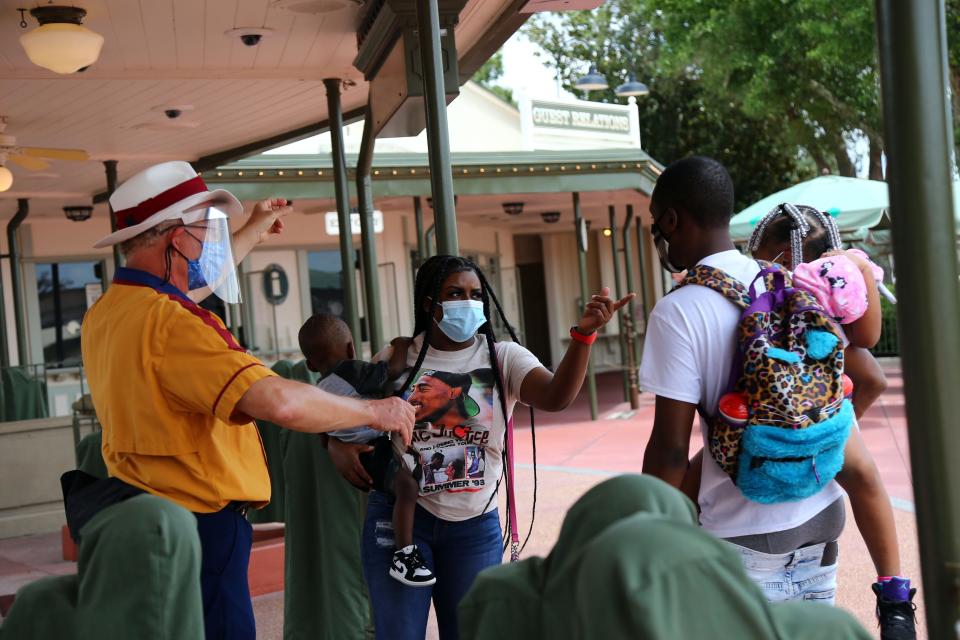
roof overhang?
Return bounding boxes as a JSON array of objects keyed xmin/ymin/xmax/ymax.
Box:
[{"xmin": 0, "ymin": 0, "xmax": 543, "ymax": 216}]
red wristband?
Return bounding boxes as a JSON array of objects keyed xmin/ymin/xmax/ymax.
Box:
[{"xmin": 570, "ymin": 326, "xmax": 597, "ymax": 345}]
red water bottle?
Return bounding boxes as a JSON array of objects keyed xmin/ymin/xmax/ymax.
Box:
[
  {"xmin": 718, "ymin": 392, "xmax": 749, "ymax": 427},
  {"xmin": 842, "ymin": 374, "xmax": 854, "ymax": 400}
]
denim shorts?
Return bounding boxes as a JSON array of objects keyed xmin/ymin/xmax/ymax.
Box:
[{"xmin": 726, "ymin": 540, "xmax": 839, "ymax": 605}]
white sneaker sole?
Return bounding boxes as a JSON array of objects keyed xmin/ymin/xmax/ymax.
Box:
[{"xmin": 389, "ymin": 567, "xmax": 436, "ymax": 587}]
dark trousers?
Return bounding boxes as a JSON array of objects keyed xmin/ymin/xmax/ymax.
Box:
[{"xmin": 194, "ymin": 508, "xmax": 255, "ymax": 640}]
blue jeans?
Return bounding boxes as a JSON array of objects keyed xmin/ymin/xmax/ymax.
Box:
[
  {"xmin": 194, "ymin": 508, "xmax": 255, "ymax": 640},
  {"xmin": 361, "ymin": 491, "xmax": 503, "ymax": 640},
  {"xmin": 728, "ymin": 541, "xmax": 839, "ymax": 605}
]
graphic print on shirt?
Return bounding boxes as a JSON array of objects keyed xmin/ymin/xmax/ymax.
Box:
[{"xmin": 403, "ymin": 367, "xmax": 495, "ymax": 495}]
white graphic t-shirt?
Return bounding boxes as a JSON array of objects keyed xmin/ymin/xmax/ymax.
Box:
[{"xmin": 376, "ymin": 334, "xmax": 542, "ymax": 522}]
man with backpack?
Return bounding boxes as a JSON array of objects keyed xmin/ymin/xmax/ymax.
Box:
[{"xmin": 640, "ymin": 156, "xmax": 847, "ymax": 604}]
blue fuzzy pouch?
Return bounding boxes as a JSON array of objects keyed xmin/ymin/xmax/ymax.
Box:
[{"xmin": 737, "ymin": 400, "xmax": 854, "ymax": 504}]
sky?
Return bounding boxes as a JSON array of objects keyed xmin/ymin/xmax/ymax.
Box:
[{"xmin": 498, "ymin": 30, "xmax": 576, "ymax": 102}]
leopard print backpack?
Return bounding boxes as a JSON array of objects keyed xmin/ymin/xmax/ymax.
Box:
[{"xmin": 677, "ymin": 261, "xmax": 854, "ymax": 504}]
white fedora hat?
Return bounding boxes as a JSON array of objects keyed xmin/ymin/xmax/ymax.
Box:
[{"xmin": 94, "ymin": 161, "xmax": 243, "ymax": 248}]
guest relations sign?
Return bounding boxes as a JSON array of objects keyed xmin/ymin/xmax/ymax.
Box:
[
  {"xmin": 520, "ymin": 96, "xmax": 640, "ymax": 149},
  {"xmin": 530, "ymin": 101, "xmax": 631, "ymax": 133}
]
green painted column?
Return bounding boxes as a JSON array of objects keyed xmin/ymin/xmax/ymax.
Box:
[
  {"xmin": 874, "ymin": 1, "xmax": 960, "ymax": 635},
  {"xmin": 413, "ymin": 196, "xmax": 427, "ymax": 268},
  {"xmin": 425, "ymin": 224, "xmax": 436, "ymax": 258},
  {"xmin": 621, "ymin": 205, "xmax": 640, "ymax": 409},
  {"xmin": 7, "ymin": 199, "xmax": 29, "ymax": 366},
  {"xmin": 356, "ymin": 107, "xmax": 383, "ymax": 353},
  {"xmin": 573, "ymin": 192, "xmax": 598, "ymax": 421},
  {"xmin": 415, "ymin": 0, "xmax": 458, "ymax": 256},
  {"xmin": 608, "ymin": 205, "xmax": 629, "ymax": 402},
  {"xmin": 0, "ymin": 203, "xmax": 8, "ymax": 366},
  {"xmin": 635, "ymin": 221, "xmax": 650, "ymax": 328},
  {"xmin": 323, "ymin": 78, "xmax": 361, "ymax": 346},
  {"xmin": 623, "ymin": 205, "xmax": 641, "ymax": 363}
]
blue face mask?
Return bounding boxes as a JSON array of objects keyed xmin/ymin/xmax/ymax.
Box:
[
  {"xmin": 187, "ymin": 259, "xmax": 207, "ymax": 290},
  {"xmin": 436, "ymin": 300, "xmax": 485, "ymax": 343}
]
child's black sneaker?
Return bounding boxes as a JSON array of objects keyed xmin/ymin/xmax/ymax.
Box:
[
  {"xmin": 873, "ymin": 577, "xmax": 917, "ymax": 640},
  {"xmin": 390, "ymin": 545, "xmax": 436, "ymax": 587}
]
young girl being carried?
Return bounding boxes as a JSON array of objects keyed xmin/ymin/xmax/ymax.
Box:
[{"xmin": 750, "ymin": 203, "xmax": 915, "ymax": 639}]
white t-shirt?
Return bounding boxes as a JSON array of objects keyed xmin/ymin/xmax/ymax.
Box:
[
  {"xmin": 639, "ymin": 250, "xmax": 843, "ymax": 538},
  {"xmin": 376, "ymin": 334, "xmax": 542, "ymax": 522}
]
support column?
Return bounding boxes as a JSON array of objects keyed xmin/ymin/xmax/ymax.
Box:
[
  {"xmin": 0, "ymin": 205, "xmax": 9, "ymax": 367},
  {"xmin": 573, "ymin": 192, "xmax": 598, "ymax": 420},
  {"xmin": 104, "ymin": 160, "xmax": 121, "ymax": 272},
  {"xmin": 356, "ymin": 106, "xmax": 384, "ymax": 353},
  {"xmin": 608, "ymin": 205, "xmax": 629, "ymax": 402},
  {"xmin": 621, "ymin": 205, "xmax": 640, "ymax": 409},
  {"xmin": 425, "ymin": 224, "xmax": 436, "ymax": 258},
  {"xmin": 635, "ymin": 221, "xmax": 650, "ymax": 328},
  {"xmin": 413, "ymin": 196, "xmax": 427, "ymax": 268},
  {"xmin": 875, "ymin": 1, "xmax": 960, "ymax": 635},
  {"xmin": 324, "ymin": 78, "xmax": 362, "ymax": 346},
  {"xmin": 7, "ymin": 199, "xmax": 29, "ymax": 366},
  {"xmin": 415, "ymin": 0, "xmax": 458, "ymax": 256}
]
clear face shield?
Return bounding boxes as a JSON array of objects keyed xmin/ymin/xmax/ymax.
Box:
[{"xmin": 182, "ymin": 206, "xmax": 241, "ymax": 304}]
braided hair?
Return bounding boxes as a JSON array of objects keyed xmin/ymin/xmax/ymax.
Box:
[
  {"xmin": 747, "ymin": 203, "xmax": 842, "ymax": 270},
  {"xmin": 398, "ymin": 255, "xmax": 538, "ymax": 556}
]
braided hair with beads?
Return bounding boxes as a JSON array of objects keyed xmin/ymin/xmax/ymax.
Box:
[
  {"xmin": 747, "ymin": 203, "xmax": 843, "ymax": 270},
  {"xmin": 398, "ymin": 255, "xmax": 538, "ymax": 558}
]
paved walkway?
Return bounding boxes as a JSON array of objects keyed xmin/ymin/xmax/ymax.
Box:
[{"xmin": 0, "ymin": 364, "xmax": 925, "ymax": 638}]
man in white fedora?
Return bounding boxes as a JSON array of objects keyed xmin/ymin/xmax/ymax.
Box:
[{"xmin": 80, "ymin": 160, "xmax": 414, "ymax": 640}]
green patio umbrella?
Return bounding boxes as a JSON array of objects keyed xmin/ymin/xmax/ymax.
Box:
[{"xmin": 730, "ymin": 175, "xmax": 890, "ymax": 241}]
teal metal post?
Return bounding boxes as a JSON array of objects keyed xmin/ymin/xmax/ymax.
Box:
[
  {"xmin": 415, "ymin": 0, "xmax": 458, "ymax": 256},
  {"xmin": 324, "ymin": 78, "xmax": 362, "ymax": 346},
  {"xmin": 573, "ymin": 192, "xmax": 598, "ymax": 420},
  {"xmin": 875, "ymin": 1, "xmax": 960, "ymax": 635},
  {"xmin": 104, "ymin": 160, "xmax": 122, "ymax": 272},
  {"xmin": 0, "ymin": 205, "xmax": 8, "ymax": 366},
  {"xmin": 413, "ymin": 196, "xmax": 427, "ymax": 268},
  {"xmin": 635, "ymin": 221, "xmax": 650, "ymax": 327},
  {"xmin": 356, "ymin": 106, "xmax": 384, "ymax": 353},
  {"xmin": 623, "ymin": 205, "xmax": 641, "ymax": 361},
  {"xmin": 608, "ymin": 205, "xmax": 629, "ymax": 401},
  {"xmin": 7, "ymin": 199, "xmax": 28, "ymax": 366},
  {"xmin": 621, "ymin": 205, "xmax": 640, "ymax": 408},
  {"xmin": 425, "ymin": 224, "xmax": 436, "ymax": 258}
]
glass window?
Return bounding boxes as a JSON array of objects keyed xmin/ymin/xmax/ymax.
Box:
[
  {"xmin": 307, "ymin": 250, "xmax": 345, "ymax": 318},
  {"xmin": 36, "ymin": 261, "xmax": 102, "ymax": 367}
]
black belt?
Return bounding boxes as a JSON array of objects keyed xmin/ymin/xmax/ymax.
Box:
[{"xmin": 225, "ymin": 501, "xmax": 250, "ymax": 517}]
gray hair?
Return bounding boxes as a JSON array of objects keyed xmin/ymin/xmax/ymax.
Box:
[{"xmin": 118, "ymin": 220, "xmax": 182, "ymax": 257}]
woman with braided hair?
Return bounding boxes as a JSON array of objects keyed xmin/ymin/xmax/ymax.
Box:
[{"xmin": 330, "ymin": 254, "xmax": 632, "ymax": 640}]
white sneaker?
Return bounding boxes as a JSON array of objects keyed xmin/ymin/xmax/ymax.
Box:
[{"xmin": 389, "ymin": 545, "xmax": 436, "ymax": 587}]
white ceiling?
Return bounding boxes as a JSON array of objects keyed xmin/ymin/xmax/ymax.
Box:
[{"xmin": 0, "ymin": 0, "xmax": 528, "ymax": 216}]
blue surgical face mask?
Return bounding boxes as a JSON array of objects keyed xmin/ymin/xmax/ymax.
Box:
[
  {"xmin": 436, "ymin": 300, "xmax": 485, "ymax": 343},
  {"xmin": 187, "ymin": 259, "xmax": 207, "ymax": 290}
]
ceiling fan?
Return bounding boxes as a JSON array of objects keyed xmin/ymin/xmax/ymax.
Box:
[{"xmin": 0, "ymin": 117, "xmax": 89, "ymax": 192}]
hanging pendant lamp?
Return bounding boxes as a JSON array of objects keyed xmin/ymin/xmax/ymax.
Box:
[{"xmin": 19, "ymin": 6, "xmax": 104, "ymax": 75}]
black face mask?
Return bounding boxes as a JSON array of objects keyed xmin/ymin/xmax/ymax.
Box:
[{"xmin": 652, "ymin": 217, "xmax": 684, "ymax": 273}]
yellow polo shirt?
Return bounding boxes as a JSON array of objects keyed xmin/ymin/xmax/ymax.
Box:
[{"xmin": 80, "ymin": 268, "xmax": 275, "ymax": 513}]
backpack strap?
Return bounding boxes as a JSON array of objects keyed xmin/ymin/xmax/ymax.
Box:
[{"xmin": 678, "ymin": 265, "xmax": 753, "ymax": 309}]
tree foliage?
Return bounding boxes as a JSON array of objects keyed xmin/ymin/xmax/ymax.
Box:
[
  {"xmin": 471, "ymin": 51, "xmax": 515, "ymax": 106},
  {"xmin": 656, "ymin": 0, "xmax": 882, "ymax": 178},
  {"xmin": 525, "ymin": 2, "xmax": 816, "ymax": 209}
]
